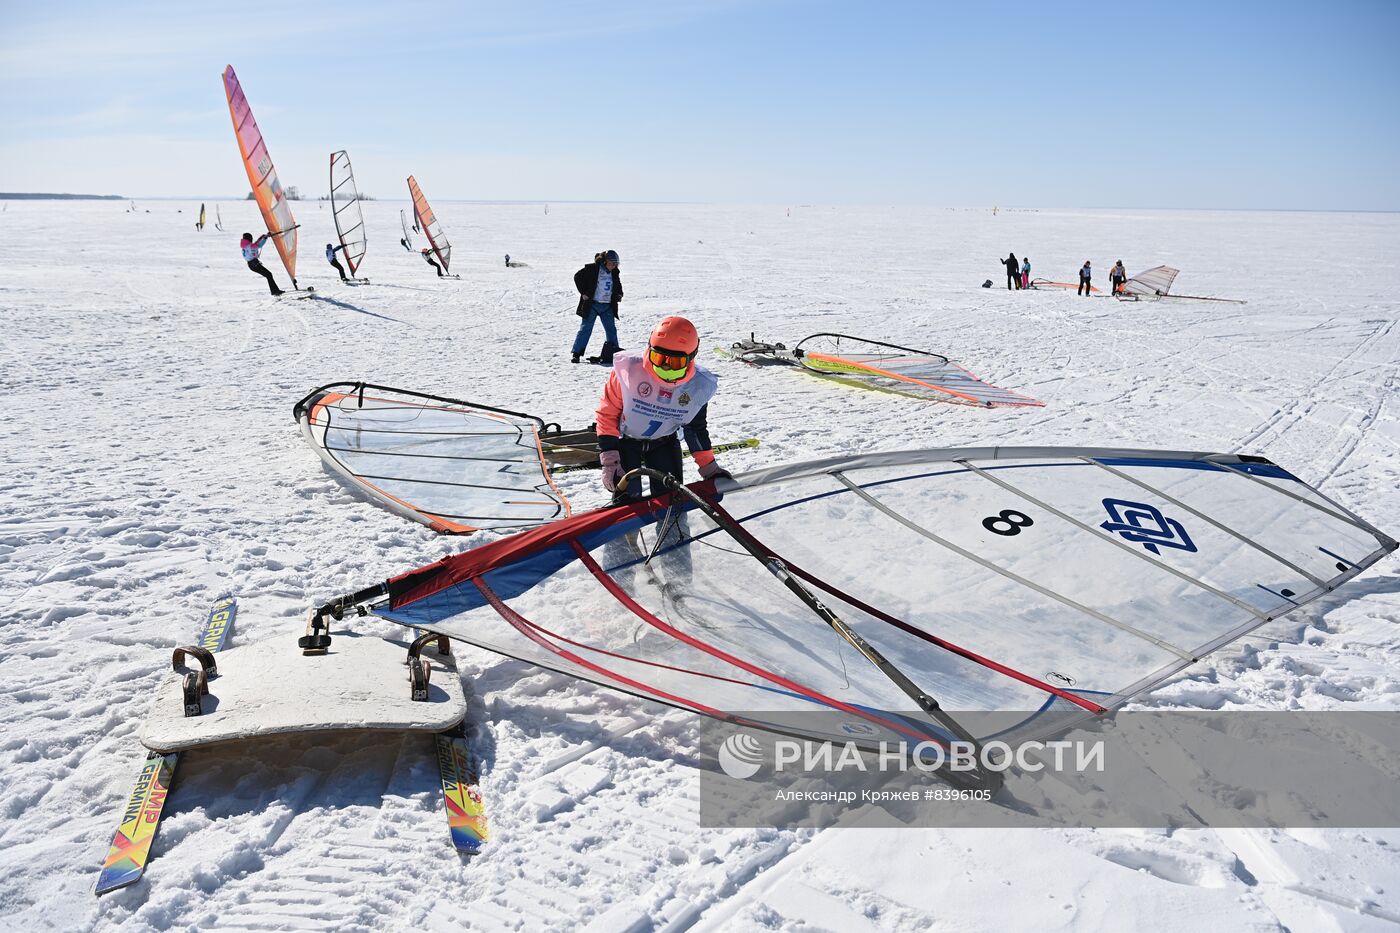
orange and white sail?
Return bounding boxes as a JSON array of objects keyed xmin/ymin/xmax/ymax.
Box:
[
  {"xmin": 223, "ymin": 66, "xmax": 298, "ymax": 284},
  {"xmin": 408, "ymin": 176, "xmax": 451, "ymax": 274}
]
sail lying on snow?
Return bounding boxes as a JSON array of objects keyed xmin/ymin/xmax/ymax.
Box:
[
  {"xmin": 1122, "ymin": 265, "xmax": 1179, "ymax": 298},
  {"xmin": 223, "ymin": 65, "xmax": 298, "ymax": 285},
  {"xmin": 407, "ymin": 176, "xmax": 450, "ymax": 273},
  {"xmin": 294, "ymin": 383, "xmax": 569, "ymax": 535},
  {"xmin": 730, "ymin": 333, "xmax": 1043, "ymax": 407},
  {"xmin": 329, "ymin": 150, "xmax": 368, "ymax": 276},
  {"xmin": 1120, "ymin": 265, "xmax": 1246, "ymax": 304},
  {"xmin": 364, "ymin": 447, "xmax": 1393, "ymax": 751}
]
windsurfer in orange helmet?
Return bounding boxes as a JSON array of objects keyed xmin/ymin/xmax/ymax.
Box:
[{"xmin": 594, "ymin": 315, "xmax": 729, "ymax": 503}]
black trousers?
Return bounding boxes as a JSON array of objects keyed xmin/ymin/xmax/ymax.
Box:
[
  {"xmin": 330, "ymin": 258, "xmax": 348, "ymax": 281},
  {"xmin": 425, "ymin": 257, "xmax": 444, "ymax": 277},
  {"xmin": 1078, "ymin": 278, "xmax": 1091, "ymax": 295},
  {"xmin": 612, "ymin": 435, "xmax": 684, "ymax": 504},
  {"xmin": 247, "ymin": 259, "xmax": 281, "ymax": 294},
  {"xmin": 1007, "ymin": 271, "xmax": 1018, "ymax": 290}
]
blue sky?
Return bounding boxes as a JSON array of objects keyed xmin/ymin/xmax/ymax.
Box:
[{"xmin": 1, "ymin": 0, "xmax": 1397, "ymax": 208}]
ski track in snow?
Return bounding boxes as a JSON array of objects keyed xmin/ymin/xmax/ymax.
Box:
[{"xmin": 1, "ymin": 202, "xmax": 1398, "ymax": 931}]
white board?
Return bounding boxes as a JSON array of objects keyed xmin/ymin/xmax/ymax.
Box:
[{"xmin": 140, "ymin": 630, "xmax": 466, "ymax": 753}]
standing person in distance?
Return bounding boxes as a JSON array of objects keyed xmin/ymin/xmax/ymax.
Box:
[
  {"xmin": 1078, "ymin": 260, "xmax": 1093, "ymax": 296},
  {"xmin": 325, "ymin": 243, "xmax": 350, "ymax": 283},
  {"xmin": 420, "ymin": 247, "xmax": 445, "ymax": 277},
  {"xmin": 240, "ymin": 232, "xmax": 283, "ymax": 296},
  {"xmin": 594, "ymin": 315, "xmax": 728, "ymax": 504},
  {"xmin": 1021, "ymin": 256, "xmax": 1031, "ymax": 289},
  {"xmin": 1110, "ymin": 260, "xmax": 1127, "ymax": 295},
  {"xmin": 572, "ymin": 249, "xmax": 623, "ymax": 364},
  {"xmin": 1002, "ymin": 252, "xmax": 1021, "ymax": 290}
]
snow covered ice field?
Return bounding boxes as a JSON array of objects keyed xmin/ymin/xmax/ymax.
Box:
[{"xmin": 2, "ymin": 200, "xmax": 1399, "ymax": 931}]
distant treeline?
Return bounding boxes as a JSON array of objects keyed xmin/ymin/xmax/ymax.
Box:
[
  {"xmin": 0, "ymin": 192, "xmax": 124, "ymax": 200},
  {"xmin": 319, "ymin": 193, "xmax": 376, "ymax": 201}
]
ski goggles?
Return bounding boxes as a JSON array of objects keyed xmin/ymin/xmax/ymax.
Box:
[{"xmin": 648, "ymin": 346, "xmax": 694, "ymax": 380}]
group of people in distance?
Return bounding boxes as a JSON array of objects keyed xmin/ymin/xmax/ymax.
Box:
[{"xmin": 1000, "ymin": 253, "xmax": 1130, "ymax": 296}]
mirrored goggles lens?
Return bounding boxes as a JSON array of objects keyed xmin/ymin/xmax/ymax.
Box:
[{"xmin": 648, "ymin": 347, "xmax": 693, "ymax": 371}]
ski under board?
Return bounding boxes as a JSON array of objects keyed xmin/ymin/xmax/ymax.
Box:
[
  {"xmin": 435, "ymin": 725, "xmax": 489, "ymax": 854},
  {"xmin": 95, "ymin": 598, "xmax": 237, "ymax": 895}
]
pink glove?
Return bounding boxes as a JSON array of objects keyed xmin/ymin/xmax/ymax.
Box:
[
  {"xmin": 600, "ymin": 450, "xmax": 624, "ymax": 492},
  {"xmin": 698, "ymin": 459, "xmax": 730, "ymax": 481}
]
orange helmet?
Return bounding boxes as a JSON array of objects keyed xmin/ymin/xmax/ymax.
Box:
[{"xmin": 646, "ymin": 316, "xmax": 699, "ymax": 382}]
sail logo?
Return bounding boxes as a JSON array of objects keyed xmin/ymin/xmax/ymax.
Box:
[{"xmin": 1099, "ymin": 499, "xmax": 1197, "ymax": 555}]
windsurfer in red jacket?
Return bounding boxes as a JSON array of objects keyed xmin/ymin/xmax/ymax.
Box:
[{"xmin": 594, "ymin": 316, "xmax": 729, "ymax": 504}]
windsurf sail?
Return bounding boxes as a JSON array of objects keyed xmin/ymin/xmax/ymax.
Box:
[
  {"xmin": 294, "ymin": 383, "xmax": 569, "ymax": 535},
  {"xmin": 1120, "ymin": 266, "xmax": 1246, "ymax": 304},
  {"xmin": 304, "ymin": 446, "xmax": 1393, "ymax": 777},
  {"xmin": 407, "ymin": 176, "xmax": 449, "ymax": 273},
  {"xmin": 1031, "ymin": 279, "xmax": 1099, "ymax": 293},
  {"xmin": 728, "ymin": 333, "xmax": 1043, "ymax": 408},
  {"xmin": 197, "ymin": 203, "xmax": 206, "ymax": 230},
  {"xmin": 1121, "ymin": 265, "xmax": 1179, "ymax": 298},
  {"xmin": 223, "ymin": 65, "xmax": 298, "ymax": 285},
  {"xmin": 400, "ymin": 210, "xmax": 413, "ymax": 250},
  {"xmin": 214, "ymin": 205, "xmax": 224, "ymax": 231},
  {"xmin": 329, "ymin": 150, "xmax": 368, "ymax": 276}
]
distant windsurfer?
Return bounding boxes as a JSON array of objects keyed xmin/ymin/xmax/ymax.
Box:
[
  {"xmin": 572, "ymin": 250, "xmax": 622, "ymax": 364},
  {"xmin": 594, "ymin": 315, "xmax": 729, "ymax": 504},
  {"xmin": 1078, "ymin": 260, "xmax": 1093, "ymax": 296},
  {"xmin": 1002, "ymin": 253, "xmax": 1021, "ymax": 290},
  {"xmin": 1110, "ymin": 260, "xmax": 1127, "ymax": 295},
  {"xmin": 325, "ymin": 243, "xmax": 349, "ymax": 283},
  {"xmin": 420, "ymin": 248, "xmax": 445, "ymax": 277},
  {"xmin": 240, "ymin": 232, "xmax": 283, "ymax": 296}
]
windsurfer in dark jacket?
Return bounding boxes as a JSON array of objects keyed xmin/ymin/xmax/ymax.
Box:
[
  {"xmin": 1002, "ymin": 253, "xmax": 1021, "ymax": 290},
  {"xmin": 420, "ymin": 248, "xmax": 444, "ymax": 277},
  {"xmin": 241, "ymin": 232, "xmax": 283, "ymax": 295},
  {"xmin": 325, "ymin": 243, "xmax": 349, "ymax": 283},
  {"xmin": 571, "ymin": 250, "xmax": 622, "ymax": 363}
]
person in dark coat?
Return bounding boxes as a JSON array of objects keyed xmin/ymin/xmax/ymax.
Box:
[
  {"xmin": 571, "ymin": 249, "xmax": 623, "ymax": 363},
  {"xmin": 1078, "ymin": 260, "xmax": 1093, "ymax": 296},
  {"xmin": 1109, "ymin": 260, "xmax": 1127, "ymax": 295},
  {"xmin": 1002, "ymin": 253, "xmax": 1021, "ymax": 290}
]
